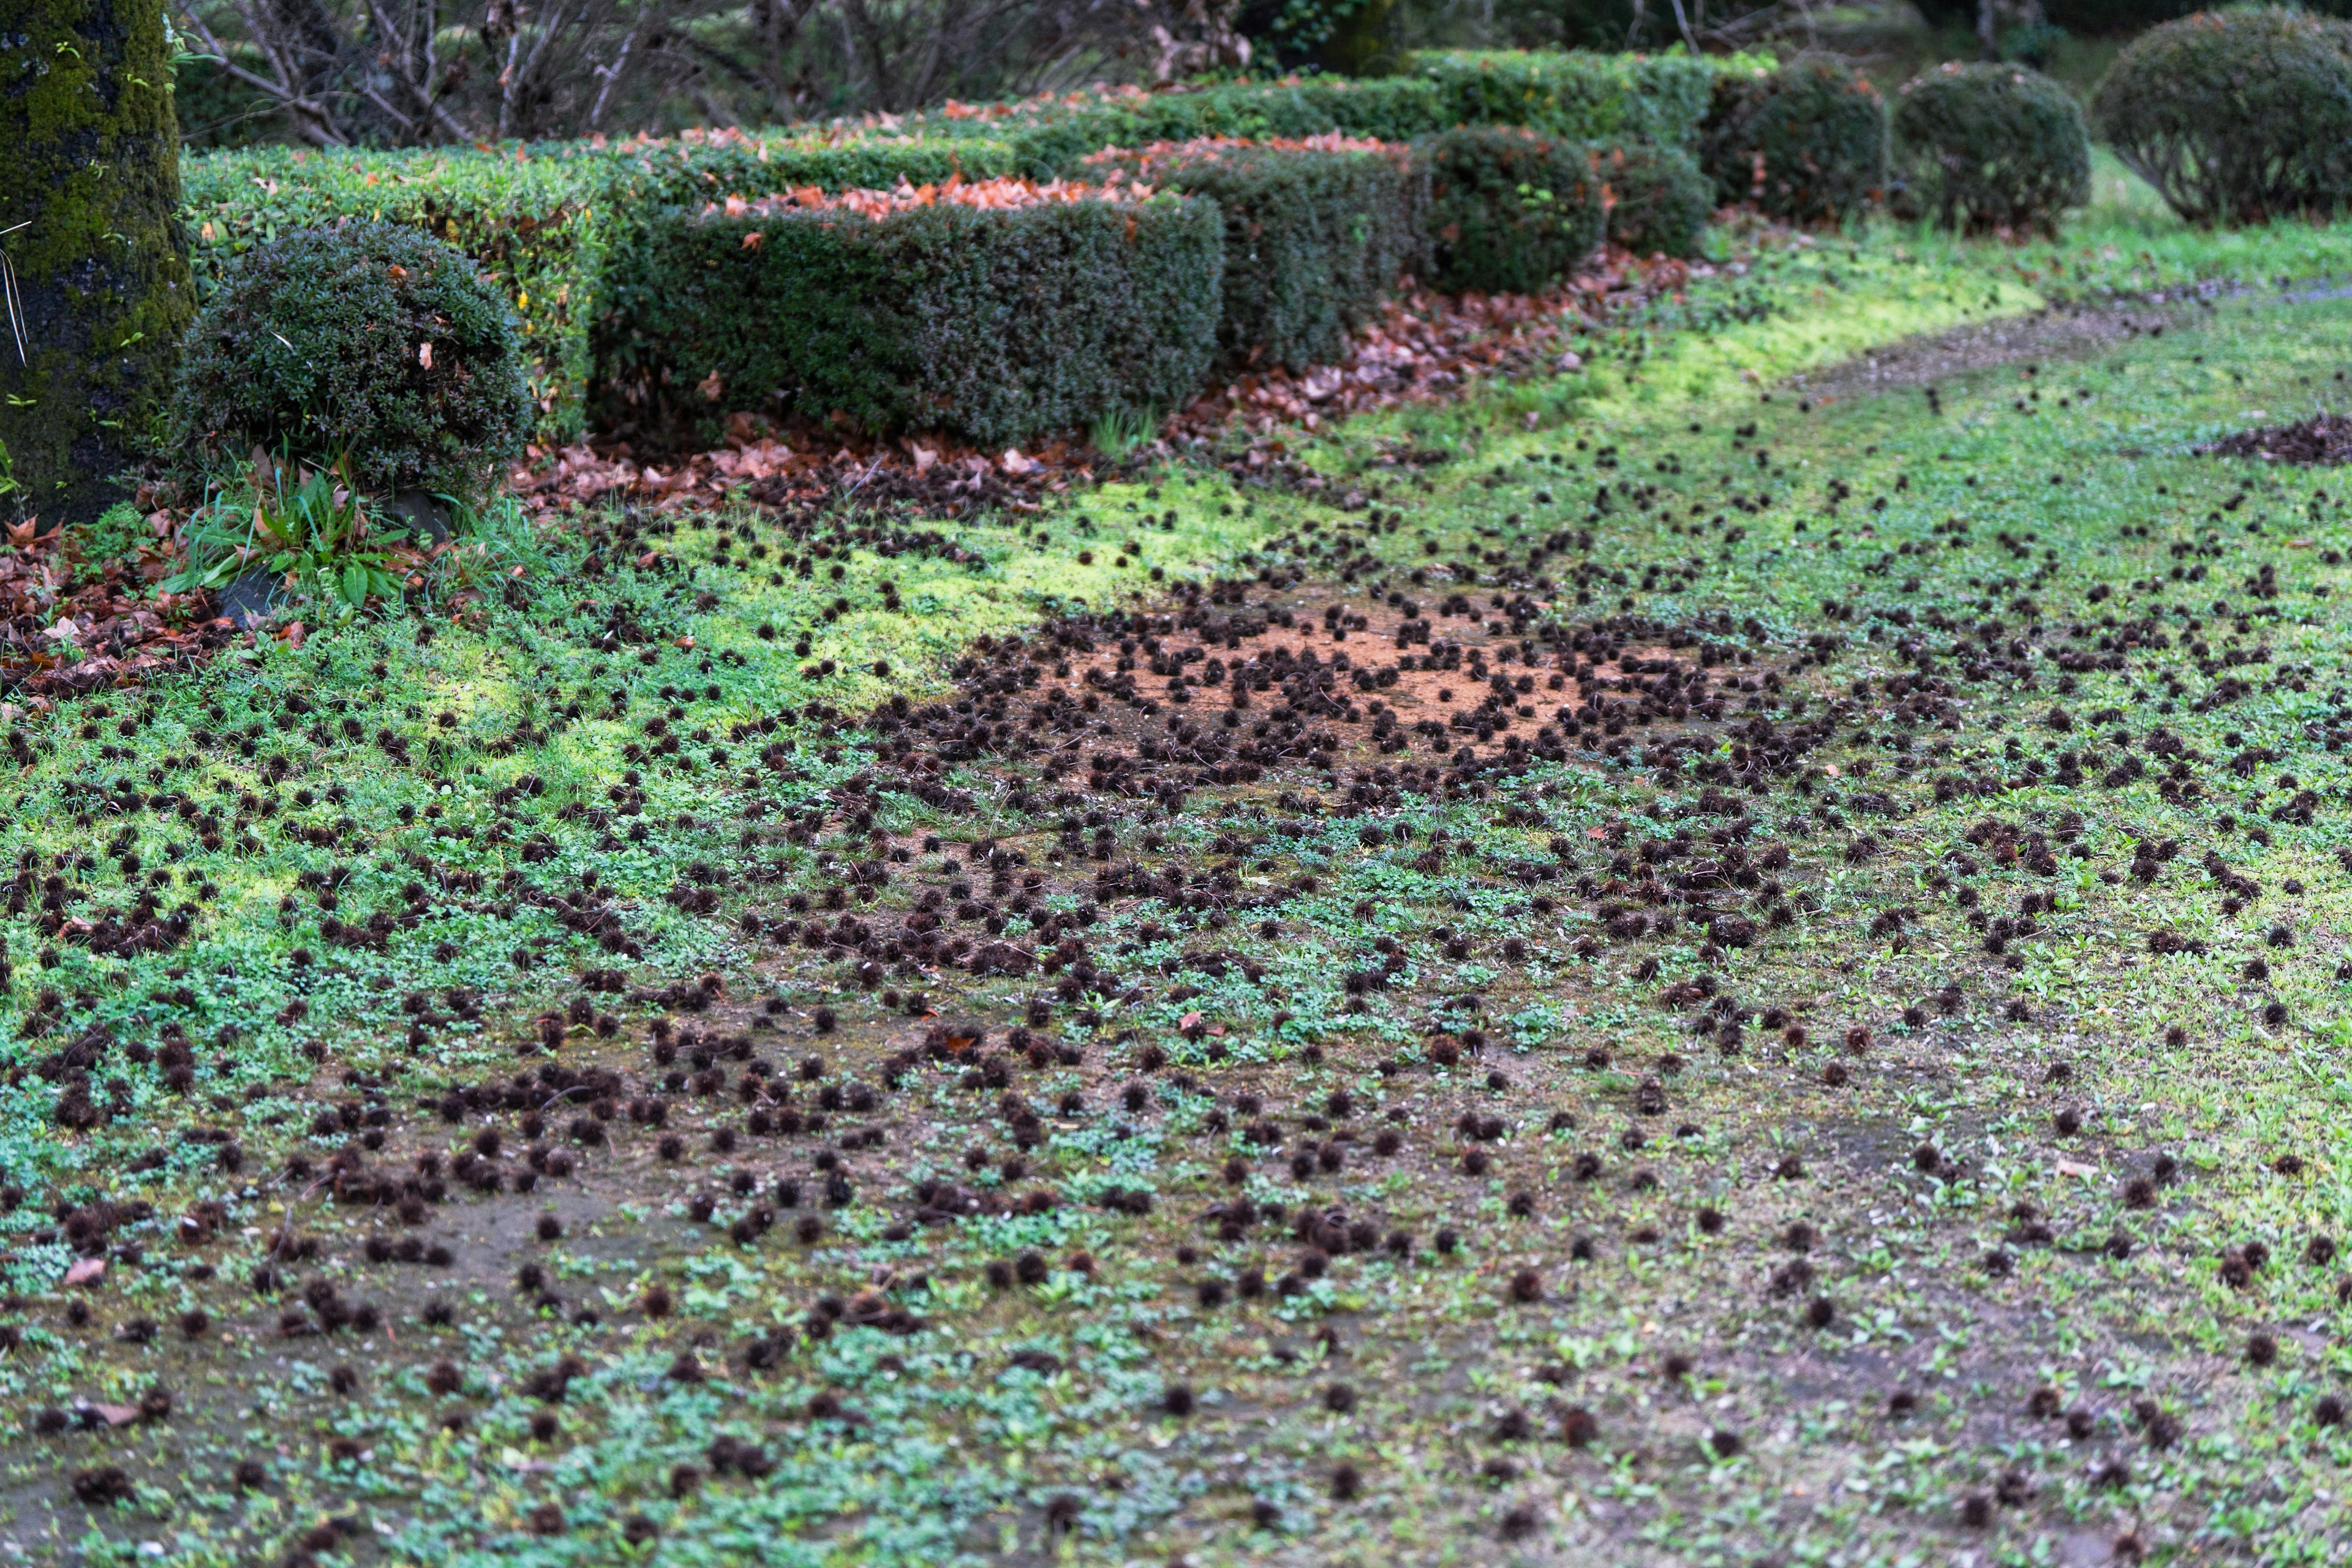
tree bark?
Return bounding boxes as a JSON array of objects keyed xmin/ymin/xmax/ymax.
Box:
[{"xmin": 0, "ymin": 0, "xmax": 192, "ymax": 526}]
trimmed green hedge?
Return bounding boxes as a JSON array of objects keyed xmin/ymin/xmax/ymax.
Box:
[
  {"xmin": 1596, "ymin": 142, "xmax": 1712, "ymax": 257},
  {"xmin": 601, "ymin": 189, "xmax": 1223, "ymax": 448},
  {"xmin": 182, "ymin": 146, "xmax": 612, "ymax": 440},
  {"xmin": 531, "ymin": 129, "xmax": 1019, "ymax": 209},
  {"xmin": 1407, "ymin": 48, "xmax": 1728, "ymax": 148},
  {"xmin": 1420, "ymin": 127, "xmax": 1607, "ymax": 294},
  {"xmin": 2089, "ymin": 7, "xmax": 2352, "ymax": 227},
  {"xmin": 908, "ymin": 53, "xmax": 1758, "ymax": 180},
  {"xmin": 1893, "ymin": 63, "xmax": 2089, "ymax": 236},
  {"xmin": 176, "ymin": 49, "xmax": 1754, "ymax": 451},
  {"xmin": 180, "ymin": 133, "xmax": 1017, "ymax": 440},
  {"xmin": 1085, "ymin": 140, "xmax": 1422, "ymax": 373},
  {"xmin": 1699, "ymin": 55, "xmax": 1887, "ymax": 224},
  {"xmin": 910, "ymin": 80, "xmax": 1448, "ymax": 178},
  {"xmin": 172, "ymin": 221, "xmax": 530, "ymax": 497}
]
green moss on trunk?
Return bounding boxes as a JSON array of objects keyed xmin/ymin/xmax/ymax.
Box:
[{"xmin": 0, "ymin": 0, "xmax": 192, "ymax": 525}]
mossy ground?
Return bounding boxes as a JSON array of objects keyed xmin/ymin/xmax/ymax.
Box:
[{"xmin": 6, "ymin": 212, "xmax": 2352, "ymax": 1567}]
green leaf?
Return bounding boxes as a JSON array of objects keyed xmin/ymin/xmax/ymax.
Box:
[{"xmin": 341, "ymin": 561, "xmax": 369, "ymax": 607}]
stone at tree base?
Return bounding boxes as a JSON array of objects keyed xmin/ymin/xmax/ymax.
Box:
[{"xmin": 0, "ymin": 0, "xmax": 192, "ymax": 526}]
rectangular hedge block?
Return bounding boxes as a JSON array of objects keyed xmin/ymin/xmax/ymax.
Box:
[
  {"xmin": 1419, "ymin": 127, "xmax": 1608, "ymax": 294},
  {"xmin": 1084, "ymin": 137, "xmax": 1423, "ymax": 373},
  {"xmin": 601, "ymin": 181, "xmax": 1224, "ymax": 450}
]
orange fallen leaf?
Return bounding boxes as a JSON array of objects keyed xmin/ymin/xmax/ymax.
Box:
[
  {"xmin": 63, "ymin": 1257, "xmax": 105, "ymax": 1285},
  {"xmin": 1178, "ymin": 1011, "xmax": 1202, "ymax": 1030},
  {"xmin": 89, "ymin": 1403, "xmax": 140, "ymax": 1427}
]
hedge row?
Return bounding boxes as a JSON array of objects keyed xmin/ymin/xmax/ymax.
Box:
[
  {"xmin": 180, "ymin": 131, "xmax": 1017, "ymax": 438},
  {"xmin": 181, "ymin": 146, "xmax": 614, "ymax": 438},
  {"xmin": 182, "ymin": 51, "xmax": 1744, "ymax": 433},
  {"xmin": 1080, "ymin": 135, "xmax": 1425, "ymax": 374},
  {"xmin": 602, "ymin": 181, "xmax": 1223, "ymax": 450},
  {"xmin": 909, "ymin": 50, "xmax": 1743, "ymax": 174},
  {"xmin": 183, "ymin": 50, "xmax": 1760, "ymax": 451}
]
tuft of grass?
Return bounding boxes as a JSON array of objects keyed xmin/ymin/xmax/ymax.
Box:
[{"xmin": 1087, "ymin": 404, "xmax": 1161, "ymax": 461}]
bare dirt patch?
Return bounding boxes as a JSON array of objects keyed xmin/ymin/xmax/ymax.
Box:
[{"xmin": 1787, "ymin": 299, "xmax": 2196, "ymax": 405}]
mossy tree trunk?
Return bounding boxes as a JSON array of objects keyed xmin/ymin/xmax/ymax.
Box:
[{"xmin": 0, "ymin": 0, "xmax": 191, "ymax": 526}]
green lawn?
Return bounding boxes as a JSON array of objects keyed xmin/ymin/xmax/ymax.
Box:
[{"xmin": 7, "ymin": 217, "xmax": 2352, "ymax": 1566}]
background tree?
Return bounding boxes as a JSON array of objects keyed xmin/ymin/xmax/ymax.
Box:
[{"xmin": 1, "ymin": 0, "xmax": 193, "ymax": 526}]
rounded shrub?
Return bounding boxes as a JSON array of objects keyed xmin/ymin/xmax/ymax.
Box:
[
  {"xmin": 1419, "ymin": 127, "xmax": 1606, "ymax": 295},
  {"xmin": 1597, "ymin": 144, "xmax": 1714, "ymax": 258},
  {"xmin": 1700, "ymin": 56, "xmax": 1888, "ymax": 224},
  {"xmin": 173, "ymin": 221, "xmax": 530, "ymax": 497},
  {"xmin": 2090, "ymin": 7, "xmax": 2352, "ymax": 227},
  {"xmin": 1893, "ymin": 62, "xmax": 2089, "ymax": 236}
]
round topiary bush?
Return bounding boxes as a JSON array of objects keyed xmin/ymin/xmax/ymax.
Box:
[
  {"xmin": 1893, "ymin": 62, "xmax": 2089, "ymax": 236},
  {"xmin": 1700, "ymin": 56, "xmax": 1888, "ymax": 225},
  {"xmin": 1597, "ymin": 144, "xmax": 1714, "ymax": 258},
  {"xmin": 2090, "ymin": 7, "xmax": 2352, "ymax": 227},
  {"xmin": 172, "ymin": 221, "xmax": 530, "ymax": 498}
]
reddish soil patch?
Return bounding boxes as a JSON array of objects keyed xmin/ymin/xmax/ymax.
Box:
[{"xmin": 856, "ymin": 579, "xmax": 1812, "ymax": 830}]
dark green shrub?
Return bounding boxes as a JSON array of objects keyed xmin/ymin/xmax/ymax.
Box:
[
  {"xmin": 181, "ymin": 134, "xmax": 1019, "ymax": 437},
  {"xmin": 532, "ymin": 127, "xmax": 1020, "ymax": 208},
  {"xmin": 183, "ymin": 148, "xmax": 611, "ymax": 439},
  {"xmin": 172, "ymin": 222, "xmax": 530, "ymax": 499},
  {"xmin": 1085, "ymin": 138, "xmax": 1421, "ymax": 372},
  {"xmin": 905, "ymin": 57, "xmax": 1744, "ymax": 178},
  {"xmin": 1409, "ymin": 49, "xmax": 1723, "ymax": 148},
  {"xmin": 1699, "ymin": 56, "xmax": 1888, "ymax": 224},
  {"xmin": 600, "ymin": 185, "xmax": 1222, "ymax": 449},
  {"xmin": 2089, "ymin": 7, "xmax": 2352, "ymax": 227},
  {"xmin": 1893, "ymin": 63, "xmax": 2089, "ymax": 236},
  {"xmin": 1419, "ymin": 127, "xmax": 1607, "ymax": 294},
  {"xmin": 1597, "ymin": 143, "xmax": 1712, "ymax": 256},
  {"xmin": 908, "ymin": 80, "xmax": 1448, "ymax": 178}
]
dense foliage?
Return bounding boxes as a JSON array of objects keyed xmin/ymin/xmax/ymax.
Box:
[
  {"xmin": 171, "ymin": 222, "xmax": 531, "ymax": 498},
  {"xmin": 1893, "ymin": 62, "xmax": 2089, "ymax": 236},
  {"xmin": 1419, "ymin": 127, "xmax": 1606, "ymax": 294},
  {"xmin": 1408, "ymin": 48, "xmax": 1725, "ymax": 147},
  {"xmin": 600, "ymin": 187, "xmax": 1224, "ymax": 447},
  {"xmin": 2089, "ymin": 7, "xmax": 2352, "ymax": 227},
  {"xmin": 1594, "ymin": 143, "xmax": 1713, "ymax": 257},
  {"xmin": 1699, "ymin": 55, "xmax": 1888, "ymax": 224},
  {"xmin": 1085, "ymin": 139, "xmax": 1423, "ymax": 372},
  {"xmin": 180, "ymin": 135, "xmax": 1018, "ymax": 438}
]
